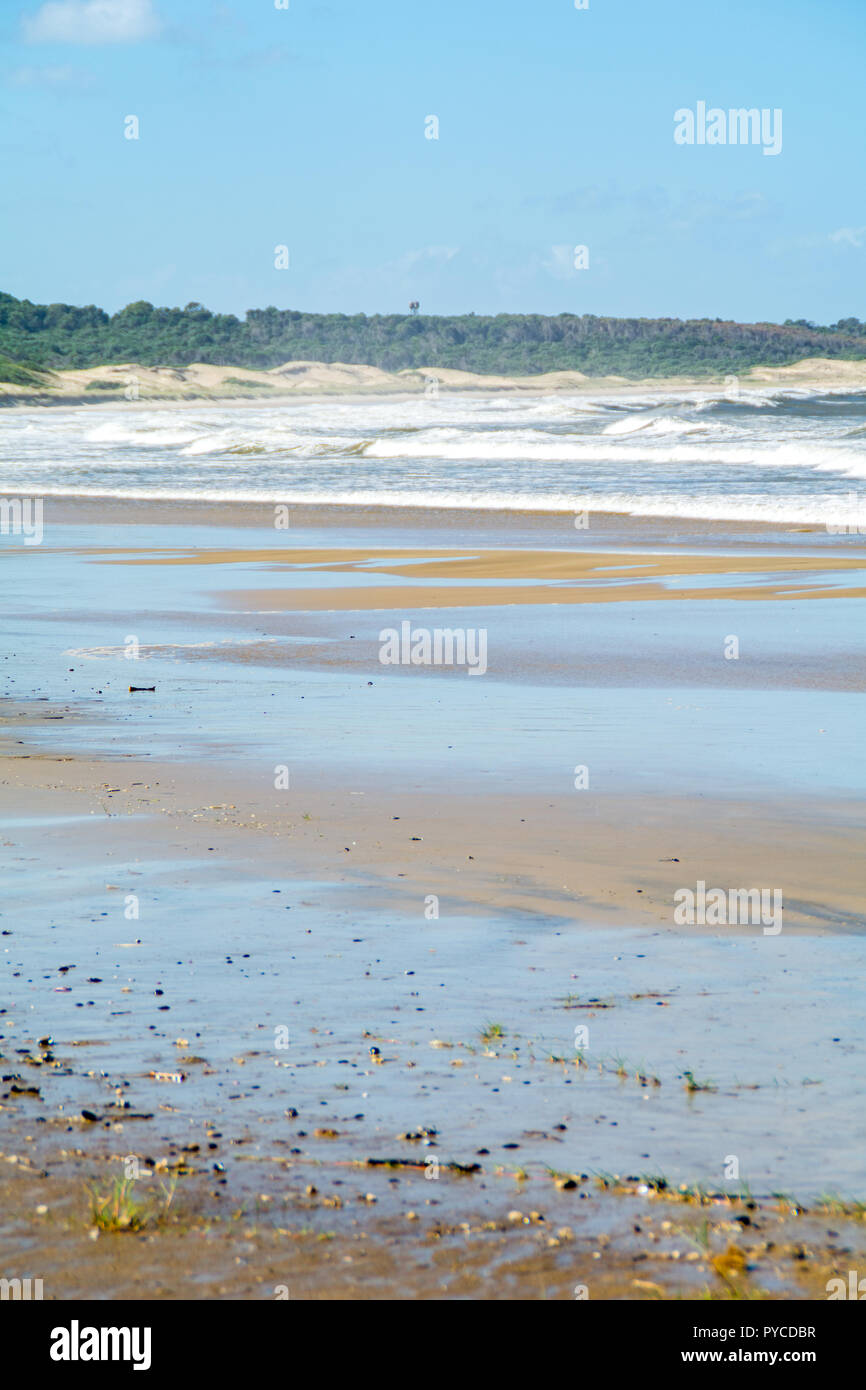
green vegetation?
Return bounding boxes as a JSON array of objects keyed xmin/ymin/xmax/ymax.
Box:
[
  {"xmin": 221, "ymin": 375, "xmax": 275, "ymax": 388},
  {"xmin": 0, "ymin": 351, "xmax": 49, "ymax": 386},
  {"xmin": 84, "ymin": 378, "xmax": 122, "ymax": 390},
  {"xmin": 479, "ymin": 1020, "xmax": 505, "ymax": 1045},
  {"xmin": 2, "ymin": 291, "xmax": 866, "ymax": 379},
  {"xmin": 88, "ymin": 1174, "xmax": 177, "ymax": 1232},
  {"xmin": 683, "ymin": 1070, "xmax": 717, "ymax": 1093},
  {"xmin": 817, "ymin": 1194, "xmax": 866, "ymax": 1220}
]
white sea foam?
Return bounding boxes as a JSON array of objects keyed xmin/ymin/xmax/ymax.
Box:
[
  {"xmin": 3, "ymin": 389, "xmax": 865, "ymax": 525},
  {"xmin": 85, "ymin": 422, "xmax": 204, "ymax": 447},
  {"xmin": 364, "ymin": 434, "xmax": 860, "ymax": 472},
  {"xmin": 600, "ymin": 412, "xmax": 721, "ymax": 437},
  {"xmin": 18, "ymin": 481, "xmax": 866, "ymax": 527},
  {"xmin": 65, "ymin": 637, "xmax": 279, "ymax": 658}
]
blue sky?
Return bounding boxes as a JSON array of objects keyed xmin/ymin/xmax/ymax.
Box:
[{"xmin": 1, "ymin": 0, "xmax": 864, "ymax": 322}]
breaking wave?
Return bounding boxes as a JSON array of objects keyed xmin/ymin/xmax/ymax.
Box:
[{"xmin": 3, "ymin": 388, "xmax": 866, "ymax": 525}]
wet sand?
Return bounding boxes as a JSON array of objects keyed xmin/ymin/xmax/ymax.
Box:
[
  {"xmin": 4, "ymin": 1160, "xmax": 864, "ymax": 1301},
  {"xmin": 1, "ymin": 500, "xmax": 865, "ymax": 1299},
  {"xmin": 80, "ymin": 543, "xmax": 866, "ymax": 609}
]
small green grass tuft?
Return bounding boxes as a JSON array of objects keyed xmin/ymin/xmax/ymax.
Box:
[
  {"xmin": 683, "ymin": 1070, "xmax": 717, "ymax": 1093},
  {"xmin": 88, "ymin": 1178, "xmax": 148, "ymax": 1232},
  {"xmin": 479, "ymin": 1020, "xmax": 505, "ymax": 1045},
  {"xmin": 88, "ymin": 1175, "xmax": 176, "ymax": 1232}
]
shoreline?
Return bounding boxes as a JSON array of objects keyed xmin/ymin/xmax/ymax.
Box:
[{"xmin": 3, "ymin": 492, "xmax": 864, "ymax": 543}]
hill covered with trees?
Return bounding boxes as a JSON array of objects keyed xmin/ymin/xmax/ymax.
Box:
[{"xmin": 1, "ymin": 291, "xmax": 865, "ymax": 380}]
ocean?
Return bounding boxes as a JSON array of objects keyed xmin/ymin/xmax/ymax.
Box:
[{"xmin": 3, "ymin": 385, "xmax": 866, "ymax": 527}]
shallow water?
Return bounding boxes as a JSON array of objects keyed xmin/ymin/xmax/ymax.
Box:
[
  {"xmin": 2, "ymin": 521, "xmax": 865, "ymax": 799},
  {"xmin": 3, "ymin": 804, "xmax": 865, "ymax": 1200},
  {"xmin": 1, "ymin": 509, "xmax": 864, "ymax": 1212}
]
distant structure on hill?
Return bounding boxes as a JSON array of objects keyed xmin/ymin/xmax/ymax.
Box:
[{"xmin": 409, "ymin": 301, "xmax": 420, "ymax": 315}]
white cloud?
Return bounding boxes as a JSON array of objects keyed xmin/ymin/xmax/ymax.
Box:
[
  {"xmin": 830, "ymin": 226, "xmax": 866, "ymax": 249},
  {"xmin": 23, "ymin": 0, "xmax": 162, "ymax": 44},
  {"xmin": 11, "ymin": 63, "xmax": 92, "ymax": 86},
  {"xmin": 399, "ymin": 246, "xmax": 460, "ymax": 269}
]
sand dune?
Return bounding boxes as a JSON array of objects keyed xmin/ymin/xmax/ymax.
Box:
[{"xmin": 4, "ymin": 354, "xmax": 866, "ymax": 405}]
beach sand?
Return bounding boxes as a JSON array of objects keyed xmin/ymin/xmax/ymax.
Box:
[
  {"xmin": 5, "ymin": 353, "xmax": 866, "ymax": 407},
  {"xmin": 1, "ymin": 498, "xmax": 865, "ymax": 1299}
]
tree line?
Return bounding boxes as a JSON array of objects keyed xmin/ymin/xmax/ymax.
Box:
[{"xmin": 1, "ymin": 291, "xmax": 865, "ymax": 380}]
